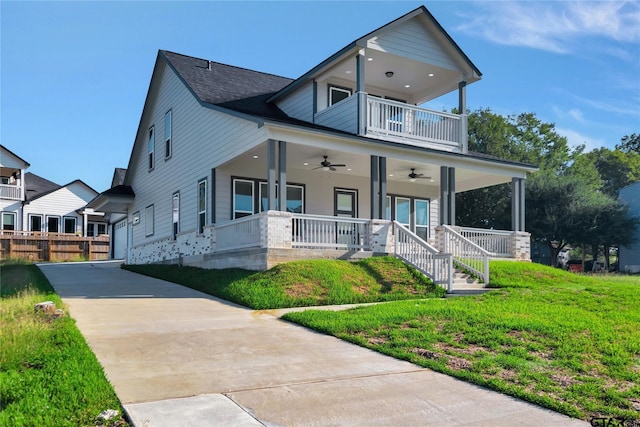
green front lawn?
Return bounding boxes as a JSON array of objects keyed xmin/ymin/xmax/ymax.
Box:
[
  {"xmin": 284, "ymin": 262, "xmax": 640, "ymax": 422},
  {"xmin": 0, "ymin": 262, "xmax": 127, "ymax": 427},
  {"xmin": 124, "ymin": 256, "xmax": 445, "ymax": 309}
]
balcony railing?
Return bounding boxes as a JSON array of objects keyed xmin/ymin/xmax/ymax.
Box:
[
  {"xmin": 292, "ymin": 214, "xmax": 369, "ymax": 250},
  {"xmin": 215, "ymin": 215, "xmax": 262, "ymax": 251},
  {"xmin": 0, "ymin": 184, "xmax": 22, "ymax": 200},
  {"xmin": 367, "ymin": 96, "xmax": 466, "ymax": 152}
]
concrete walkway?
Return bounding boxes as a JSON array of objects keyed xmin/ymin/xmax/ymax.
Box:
[{"xmin": 38, "ymin": 261, "xmax": 587, "ymax": 427}]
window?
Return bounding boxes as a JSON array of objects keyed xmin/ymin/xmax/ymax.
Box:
[
  {"xmin": 145, "ymin": 205, "xmax": 154, "ymax": 236},
  {"xmin": 64, "ymin": 217, "xmax": 77, "ymax": 234},
  {"xmin": 29, "ymin": 215, "xmax": 43, "ymax": 232},
  {"xmin": 47, "ymin": 216, "xmax": 60, "ymax": 233},
  {"xmin": 233, "ymin": 179, "xmax": 253, "ymax": 219},
  {"xmin": 329, "ymin": 85, "xmax": 352, "ymax": 106},
  {"xmin": 1, "ymin": 212, "xmax": 16, "ymax": 230},
  {"xmin": 415, "ymin": 199, "xmax": 429, "ymax": 241},
  {"xmin": 1, "ymin": 176, "xmax": 9, "ymax": 185},
  {"xmin": 385, "ymin": 195, "xmax": 430, "ymax": 240},
  {"xmin": 97, "ymin": 223, "xmax": 107, "ymax": 235},
  {"xmin": 172, "ymin": 192, "xmax": 180, "ymax": 239},
  {"xmin": 148, "ymin": 126, "xmax": 155, "ymax": 170},
  {"xmin": 197, "ymin": 180, "xmax": 207, "ymax": 233},
  {"xmin": 132, "ymin": 211, "xmax": 140, "ymax": 225},
  {"xmin": 258, "ymin": 183, "xmax": 305, "ymax": 213},
  {"xmin": 165, "ymin": 110, "xmax": 172, "ymax": 159}
]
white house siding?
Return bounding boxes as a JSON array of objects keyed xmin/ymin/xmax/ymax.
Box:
[
  {"xmin": 367, "ymin": 17, "xmax": 458, "ymax": 72},
  {"xmin": 276, "ymin": 82, "xmax": 314, "ymax": 123},
  {"xmin": 22, "ymin": 183, "xmax": 97, "ymax": 234},
  {"xmin": 619, "ymin": 182, "xmax": 640, "ymax": 273},
  {"xmin": 127, "ymin": 62, "xmax": 269, "ymax": 263},
  {"xmin": 314, "ymin": 95, "xmax": 358, "ymax": 134}
]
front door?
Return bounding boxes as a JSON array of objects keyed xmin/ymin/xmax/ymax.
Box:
[{"xmin": 334, "ymin": 188, "xmax": 358, "ymax": 248}]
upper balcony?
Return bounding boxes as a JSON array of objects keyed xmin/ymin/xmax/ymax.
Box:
[
  {"xmin": 0, "ymin": 183, "xmax": 22, "ymax": 201},
  {"xmin": 314, "ymin": 93, "xmax": 467, "ymax": 153},
  {"xmin": 272, "ymin": 7, "xmax": 480, "ymax": 155}
]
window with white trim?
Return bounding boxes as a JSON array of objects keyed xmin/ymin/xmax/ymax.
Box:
[
  {"xmin": 172, "ymin": 192, "xmax": 180, "ymax": 239},
  {"xmin": 329, "ymin": 85, "xmax": 352, "ymax": 106},
  {"xmin": 145, "ymin": 205, "xmax": 154, "ymax": 236},
  {"xmin": 47, "ymin": 216, "xmax": 60, "ymax": 233},
  {"xmin": 63, "ymin": 217, "xmax": 76, "ymax": 234},
  {"xmin": 165, "ymin": 110, "xmax": 172, "ymax": 159},
  {"xmin": 197, "ymin": 180, "xmax": 207, "ymax": 233},
  {"xmin": 1, "ymin": 212, "xmax": 16, "ymax": 230},
  {"xmin": 148, "ymin": 126, "xmax": 155, "ymax": 170},
  {"xmin": 29, "ymin": 214, "xmax": 43, "ymax": 232},
  {"xmin": 386, "ymin": 195, "xmax": 430, "ymax": 240}
]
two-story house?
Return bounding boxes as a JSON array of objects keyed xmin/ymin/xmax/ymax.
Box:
[{"xmin": 89, "ymin": 6, "xmax": 536, "ymax": 290}]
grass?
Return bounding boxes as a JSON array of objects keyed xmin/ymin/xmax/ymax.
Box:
[
  {"xmin": 283, "ymin": 261, "xmax": 640, "ymax": 422},
  {"xmin": 0, "ymin": 261, "xmax": 127, "ymax": 427},
  {"xmin": 123, "ymin": 256, "xmax": 446, "ymax": 309}
]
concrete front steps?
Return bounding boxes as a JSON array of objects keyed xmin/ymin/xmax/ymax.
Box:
[{"xmin": 447, "ymin": 269, "xmax": 491, "ymax": 296}]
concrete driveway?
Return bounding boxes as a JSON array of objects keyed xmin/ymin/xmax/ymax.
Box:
[{"xmin": 38, "ymin": 261, "xmax": 587, "ymax": 427}]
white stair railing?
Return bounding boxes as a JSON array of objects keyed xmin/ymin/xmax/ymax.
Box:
[
  {"xmin": 440, "ymin": 225, "xmax": 490, "ymax": 284},
  {"xmin": 393, "ymin": 221, "xmax": 452, "ymax": 292}
]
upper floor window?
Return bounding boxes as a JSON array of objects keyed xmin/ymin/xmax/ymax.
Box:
[
  {"xmin": 1, "ymin": 176, "xmax": 9, "ymax": 185},
  {"xmin": 148, "ymin": 126, "xmax": 155, "ymax": 170},
  {"xmin": 329, "ymin": 85, "xmax": 352, "ymax": 106},
  {"xmin": 165, "ymin": 110, "xmax": 172, "ymax": 159}
]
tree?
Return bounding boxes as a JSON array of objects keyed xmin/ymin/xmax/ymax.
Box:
[{"xmin": 616, "ymin": 133, "xmax": 640, "ymax": 154}]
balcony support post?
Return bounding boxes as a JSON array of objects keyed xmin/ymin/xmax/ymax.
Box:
[
  {"xmin": 458, "ymin": 81, "xmax": 468, "ymax": 154},
  {"xmin": 379, "ymin": 156, "xmax": 387, "ymax": 219},
  {"xmin": 511, "ymin": 177, "xmax": 526, "ymax": 232},
  {"xmin": 356, "ymin": 51, "xmax": 366, "ymax": 136},
  {"xmin": 440, "ymin": 166, "xmax": 456, "ymax": 226},
  {"xmin": 370, "ymin": 156, "xmax": 379, "ymax": 219}
]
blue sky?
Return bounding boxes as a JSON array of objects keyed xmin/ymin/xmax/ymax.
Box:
[{"xmin": 2, "ymin": 1, "xmax": 639, "ymax": 192}]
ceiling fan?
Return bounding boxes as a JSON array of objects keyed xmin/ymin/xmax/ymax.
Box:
[
  {"xmin": 407, "ymin": 168, "xmax": 433, "ymax": 183},
  {"xmin": 313, "ymin": 155, "xmax": 346, "ymax": 172}
]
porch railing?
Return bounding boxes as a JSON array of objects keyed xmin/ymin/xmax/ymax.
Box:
[
  {"xmin": 439, "ymin": 225, "xmax": 490, "ymax": 284},
  {"xmin": 292, "ymin": 214, "xmax": 369, "ymax": 250},
  {"xmin": 0, "ymin": 184, "xmax": 22, "ymax": 200},
  {"xmin": 216, "ymin": 215, "xmax": 262, "ymax": 251},
  {"xmin": 458, "ymin": 227, "xmax": 512, "ymax": 258},
  {"xmin": 366, "ymin": 96, "xmax": 464, "ymax": 152},
  {"xmin": 393, "ymin": 221, "xmax": 452, "ymax": 291}
]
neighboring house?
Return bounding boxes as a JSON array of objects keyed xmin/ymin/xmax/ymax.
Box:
[
  {"xmin": 0, "ymin": 145, "xmax": 108, "ymax": 237},
  {"xmin": 618, "ymin": 181, "xmax": 640, "ymax": 273},
  {"xmin": 0, "ymin": 145, "xmax": 29, "ymax": 231},
  {"xmin": 89, "ymin": 6, "xmax": 536, "ymax": 289}
]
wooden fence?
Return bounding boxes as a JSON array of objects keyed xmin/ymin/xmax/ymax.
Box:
[{"xmin": 0, "ymin": 231, "xmax": 110, "ymax": 262}]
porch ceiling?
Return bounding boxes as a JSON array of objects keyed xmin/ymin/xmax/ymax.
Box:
[
  {"xmin": 329, "ymin": 50, "xmax": 463, "ymax": 104},
  {"xmin": 228, "ymin": 141, "xmax": 523, "ymax": 194}
]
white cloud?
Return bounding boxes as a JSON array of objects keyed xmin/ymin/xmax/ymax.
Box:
[
  {"xmin": 551, "ymin": 105, "xmax": 587, "ymax": 123},
  {"xmin": 556, "ymin": 127, "xmax": 607, "ymax": 151},
  {"xmin": 457, "ymin": 1, "xmax": 640, "ymax": 55}
]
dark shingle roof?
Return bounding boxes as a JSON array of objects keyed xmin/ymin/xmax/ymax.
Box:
[
  {"xmin": 24, "ymin": 172, "xmax": 60, "ymax": 201},
  {"xmin": 160, "ymin": 50, "xmax": 293, "ymax": 120}
]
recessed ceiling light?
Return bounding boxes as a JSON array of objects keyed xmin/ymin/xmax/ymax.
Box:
[
  {"xmin": 428, "ymin": 73, "xmax": 435, "ymax": 77},
  {"xmin": 345, "ymin": 70, "xmax": 352, "ymax": 74},
  {"xmin": 404, "ymin": 84, "xmax": 411, "ymax": 88},
  {"xmin": 389, "ymin": 174, "xmax": 394, "ymax": 177},
  {"xmin": 303, "ymin": 162, "xmax": 309, "ymax": 166},
  {"xmin": 252, "ymin": 155, "xmax": 259, "ymax": 159},
  {"xmin": 367, "ymin": 57, "xmax": 373, "ymax": 61},
  {"xmin": 347, "ymin": 168, "xmax": 352, "ymax": 171}
]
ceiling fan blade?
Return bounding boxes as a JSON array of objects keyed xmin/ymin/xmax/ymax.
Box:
[
  {"xmin": 330, "ymin": 166, "xmax": 337, "ymax": 171},
  {"xmin": 331, "ymin": 164, "xmax": 346, "ymax": 167}
]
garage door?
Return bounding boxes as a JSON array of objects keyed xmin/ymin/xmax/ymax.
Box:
[{"xmin": 113, "ymin": 219, "xmax": 127, "ymax": 259}]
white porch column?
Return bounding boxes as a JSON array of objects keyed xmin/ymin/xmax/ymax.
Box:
[
  {"xmin": 356, "ymin": 50, "xmax": 366, "ymax": 136},
  {"xmin": 458, "ymin": 81, "xmax": 468, "ymax": 154},
  {"xmin": 370, "ymin": 155, "xmax": 379, "ymax": 219}
]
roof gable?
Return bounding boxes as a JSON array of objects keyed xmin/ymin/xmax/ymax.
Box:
[
  {"xmin": 25, "ymin": 174, "xmax": 97, "ymax": 203},
  {"xmin": 0, "ymin": 145, "xmax": 30, "ymax": 170}
]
